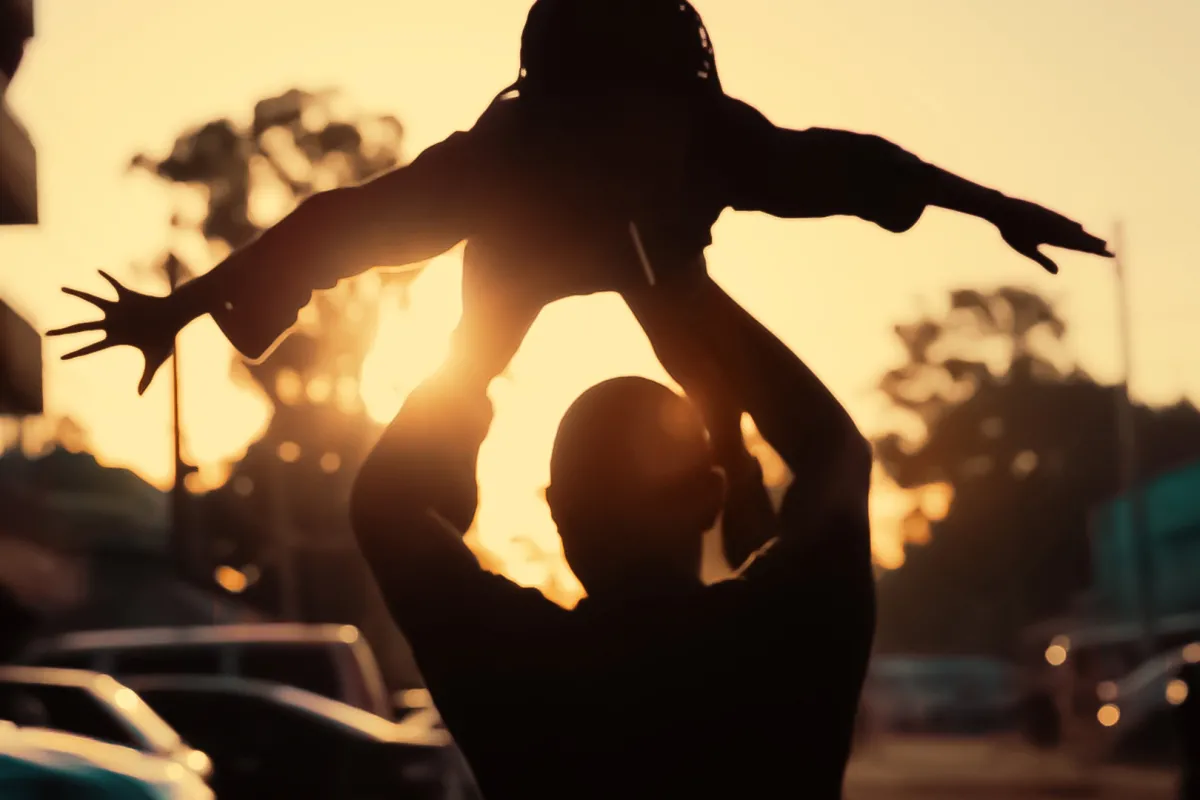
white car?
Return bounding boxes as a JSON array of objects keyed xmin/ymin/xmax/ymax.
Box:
[
  {"xmin": 21, "ymin": 623, "xmax": 399, "ymax": 718},
  {"xmin": 0, "ymin": 722, "xmax": 213, "ymax": 799},
  {"xmin": 126, "ymin": 674, "xmax": 477, "ymax": 799},
  {"xmin": 0, "ymin": 666, "xmax": 213, "ymax": 799}
]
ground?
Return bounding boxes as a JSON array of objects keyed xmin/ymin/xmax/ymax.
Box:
[{"xmin": 844, "ymin": 736, "xmax": 1179, "ymax": 800}]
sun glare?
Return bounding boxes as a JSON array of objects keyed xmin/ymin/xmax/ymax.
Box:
[{"xmin": 360, "ymin": 256, "xmax": 462, "ymax": 425}]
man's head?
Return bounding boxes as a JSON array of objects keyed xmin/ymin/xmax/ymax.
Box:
[
  {"xmin": 546, "ymin": 377, "xmax": 724, "ymax": 596},
  {"xmin": 516, "ymin": 0, "xmax": 721, "ymax": 100}
]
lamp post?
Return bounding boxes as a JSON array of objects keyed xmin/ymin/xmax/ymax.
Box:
[
  {"xmin": 1111, "ymin": 222, "xmax": 1156, "ymax": 658},
  {"xmin": 164, "ymin": 255, "xmax": 199, "ymax": 580}
]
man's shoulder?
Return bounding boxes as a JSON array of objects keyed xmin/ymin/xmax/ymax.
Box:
[
  {"xmin": 568, "ymin": 590, "xmax": 711, "ymax": 633},
  {"xmin": 471, "ymin": 570, "xmax": 569, "ymax": 617}
]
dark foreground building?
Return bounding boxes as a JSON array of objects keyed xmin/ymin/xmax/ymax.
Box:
[{"xmin": 1, "ymin": 0, "xmax": 36, "ymax": 225}]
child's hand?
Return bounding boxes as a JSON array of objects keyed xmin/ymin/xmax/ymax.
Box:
[
  {"xmin": 992, "ymin": 197, "xmax": 1112, "ymax": 274},
  {"xmin": 47, "ymin": 271, "xmax": 179, "ymax": 395}
]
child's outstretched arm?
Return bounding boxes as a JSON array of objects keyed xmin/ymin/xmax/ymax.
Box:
[
  {"xmin": 202, "ymin": 131, "xmax": 483, "ymax": 358},
  {"xmin": 718, "ymin": 96, "xmax": 1111, "ymax": 274},
  {"xmin": 49, "ymin": 130, "xmax": 483, "ymax": 392}
]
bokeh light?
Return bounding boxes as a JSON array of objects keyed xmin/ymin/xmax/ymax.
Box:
[
  {"xmin": 1096, "ymin": 704, "xmax": 1120, "ymax": 727},
  {"xmin": 277, "ymin": 441, "xmax": 302, "ymax": 463},
  {"xmin": 1044, "ymin": 644, "xmax": 1067, "ymax": 667},
  {"xmin": 1165, "ymin": 678, "xmax": 1189, "ymax": 706},
  {"xmin": 113, "ymin": 688, "xmax": 139, "ymax": 711},
  {"xmin": 215, "ymin": 565, "xmax": 248, "ymax": 594},
  {"xmin": 920, "ymin": 482, "xmax": 954, "ymax": 522}
]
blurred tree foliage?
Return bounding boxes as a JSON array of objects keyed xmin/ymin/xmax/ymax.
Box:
[
  {"xmin": 133, "ymin": 88, "xmax": 427, "ymax": 685},
  {"xmin": 873, "ymin": 286, "xmax": 1200, "ymax": 656}
]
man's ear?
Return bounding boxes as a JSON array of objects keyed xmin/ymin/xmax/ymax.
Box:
[{"xmin": 544, "ymin": 483, "xmax": 560, "ymax": 524}]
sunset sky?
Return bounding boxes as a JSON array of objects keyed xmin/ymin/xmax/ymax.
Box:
[{"xmin": 1, "ymin": 0, "xmax": 1197, "ymax": 591}]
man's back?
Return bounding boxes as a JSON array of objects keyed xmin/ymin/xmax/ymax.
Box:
[
  {"xmin": 351, "ymin": 278, "xmax": 879, "ymax": 799},
  {"xmin": 422, "ymin": 507, "xmax": 875, "ymax": 799}
]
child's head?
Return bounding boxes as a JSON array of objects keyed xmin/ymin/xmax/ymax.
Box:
[{"xmin": 514, "ymin": 0, "xmax": 721, "ymax": 101}]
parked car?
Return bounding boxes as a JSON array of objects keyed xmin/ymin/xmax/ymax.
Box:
[
  {"xmin": 20, "ymin": 623, "xmax": 393, "ymax": 718},
  {"xmin": 1094, "ymin": 642, "xmax": 1199, "ymax": 764},
  {"xmin": 861, "ymin": 656, "xmax": 1019, "ymax": 735},
  {"xmin": 0, "ymin": 667, "xmax": 213, "ymax": 799},
  {"xmin": 0, "ymin": 666, "xmax": 212, "ymax": 780},
  {"xmin": 125, "ymin": 674, "xmax": 475, "ymax": 800},
  {"xmin": 0, "ymin": 723, "xmax": 213, "ymax": 800}
]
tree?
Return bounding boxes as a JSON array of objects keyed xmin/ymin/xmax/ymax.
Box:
[
  {"xmin": 132, "ymin": 88, "xmax": 427, "ymax": 685},
  {"xmin": 873, "ymin": 286, "xmax": 1200, "ymax": 656}
]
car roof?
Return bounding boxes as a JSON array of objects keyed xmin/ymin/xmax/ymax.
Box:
[
  {"xmin": 123, "ymin": 674, "xmax": 450, "ymax": 749},
  {"xmin": 0, "ymin": 665, "xmax": 108, "ymax": 690},
  {"xmin": 25, "ymin": 623, "xmax": 364, "ymax": 654}
]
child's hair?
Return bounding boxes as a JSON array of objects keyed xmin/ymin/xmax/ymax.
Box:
[{"xmin": 494, "ymin": 0, "xmax": 722, "ymax": 104}]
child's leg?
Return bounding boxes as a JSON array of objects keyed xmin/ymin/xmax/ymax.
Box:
[
  {"xmin": 623, "ymin": 274, "xmax": 748, "ymax": 460},
  {"xmin": 352, "ymin": 244, "xmax": 545, "ymax": 534}
]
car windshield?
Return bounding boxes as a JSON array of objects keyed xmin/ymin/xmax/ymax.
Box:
[
  {"xmin": 113, "ymin": 647, "xmax": 223, "ymax": 677},
  {"xmin": 91, "ymin": 676, "xmax": 185, "ymax": 756},
  {"xmin": 0, "ymin": 682, "xmax": 139, "ymax": 751},
  {"xmin": 1117, "ymin": 652, "xmax": 1184, "ymax": 698},
  {"xmin": 237, "ymin": 645, "xmax": 342, "ymax": 702}
]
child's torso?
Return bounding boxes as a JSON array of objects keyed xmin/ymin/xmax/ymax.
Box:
[{"xmin": 463, "ymin": 97, "xmax": 728, "ymax": 299}]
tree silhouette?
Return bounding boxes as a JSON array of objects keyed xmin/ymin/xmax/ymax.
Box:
[
  {"xmin": 132, "ymin": 88, "xmax": 427, "ymax": 686},
  {"xmin": 873, "ymin": 287, "xmax": 1200, "ymax": 656}
]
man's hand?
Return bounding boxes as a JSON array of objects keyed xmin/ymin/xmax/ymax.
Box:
[
  {"xmin": 47, "ymin": 271, "xmax": 180, "ymax": 395},
  {"xmin": 992, "ymin": 197, "xmax": 1112, "ymax": 274}
]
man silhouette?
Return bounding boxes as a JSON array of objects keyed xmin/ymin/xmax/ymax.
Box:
[
  {"xmin": 350, "ymin": 277, "xmax": 875, "ymax": 799},
  {"xmin": 48, "ymin": 0, "xmax": 1111, "ymax": 518}
]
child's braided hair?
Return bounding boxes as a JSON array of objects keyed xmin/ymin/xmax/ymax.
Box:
[{"xmin": 494, "ymin": 0, "xmax": 722, "ymax": 103}]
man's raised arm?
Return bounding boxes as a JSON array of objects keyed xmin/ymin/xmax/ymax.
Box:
[
  {"xmin": 631, "ymin": 276, "xmax": 873, "ymax": 578},
  {"xmin": 349, "ymin": 376, "xmax": 560, "ymax": 670}
]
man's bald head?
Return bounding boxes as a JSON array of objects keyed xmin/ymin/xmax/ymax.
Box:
[{"xmin": 547, "ymin": 377, "xmax": 723, "ymax": 594}]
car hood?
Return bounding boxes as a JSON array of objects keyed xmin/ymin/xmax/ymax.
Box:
[{"xmin": 0, "ymin": 725, "xmax": 212, "ymax": 799}]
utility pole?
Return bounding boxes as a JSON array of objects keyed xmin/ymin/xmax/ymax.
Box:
[
  {"xmin": 266, "ymin": 449, "xmax": 300, "ymax": 621},
  {"xmin": 1111, "ymin": 222, "xmax": 1156, "ymax": 658},
  {"xmin": 165, "ymin": 255, "xmax": 199, "ymax": 581}
]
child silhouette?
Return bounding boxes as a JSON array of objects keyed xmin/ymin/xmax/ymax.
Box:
[{"xmin": 51, "ymin": 0, "xmax": 1111, "ymax": 528}]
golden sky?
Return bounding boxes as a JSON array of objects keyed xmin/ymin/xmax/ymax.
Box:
[{"xmin": 1, "ymin": 0, "xmax": 1197, "ymax": 590}]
